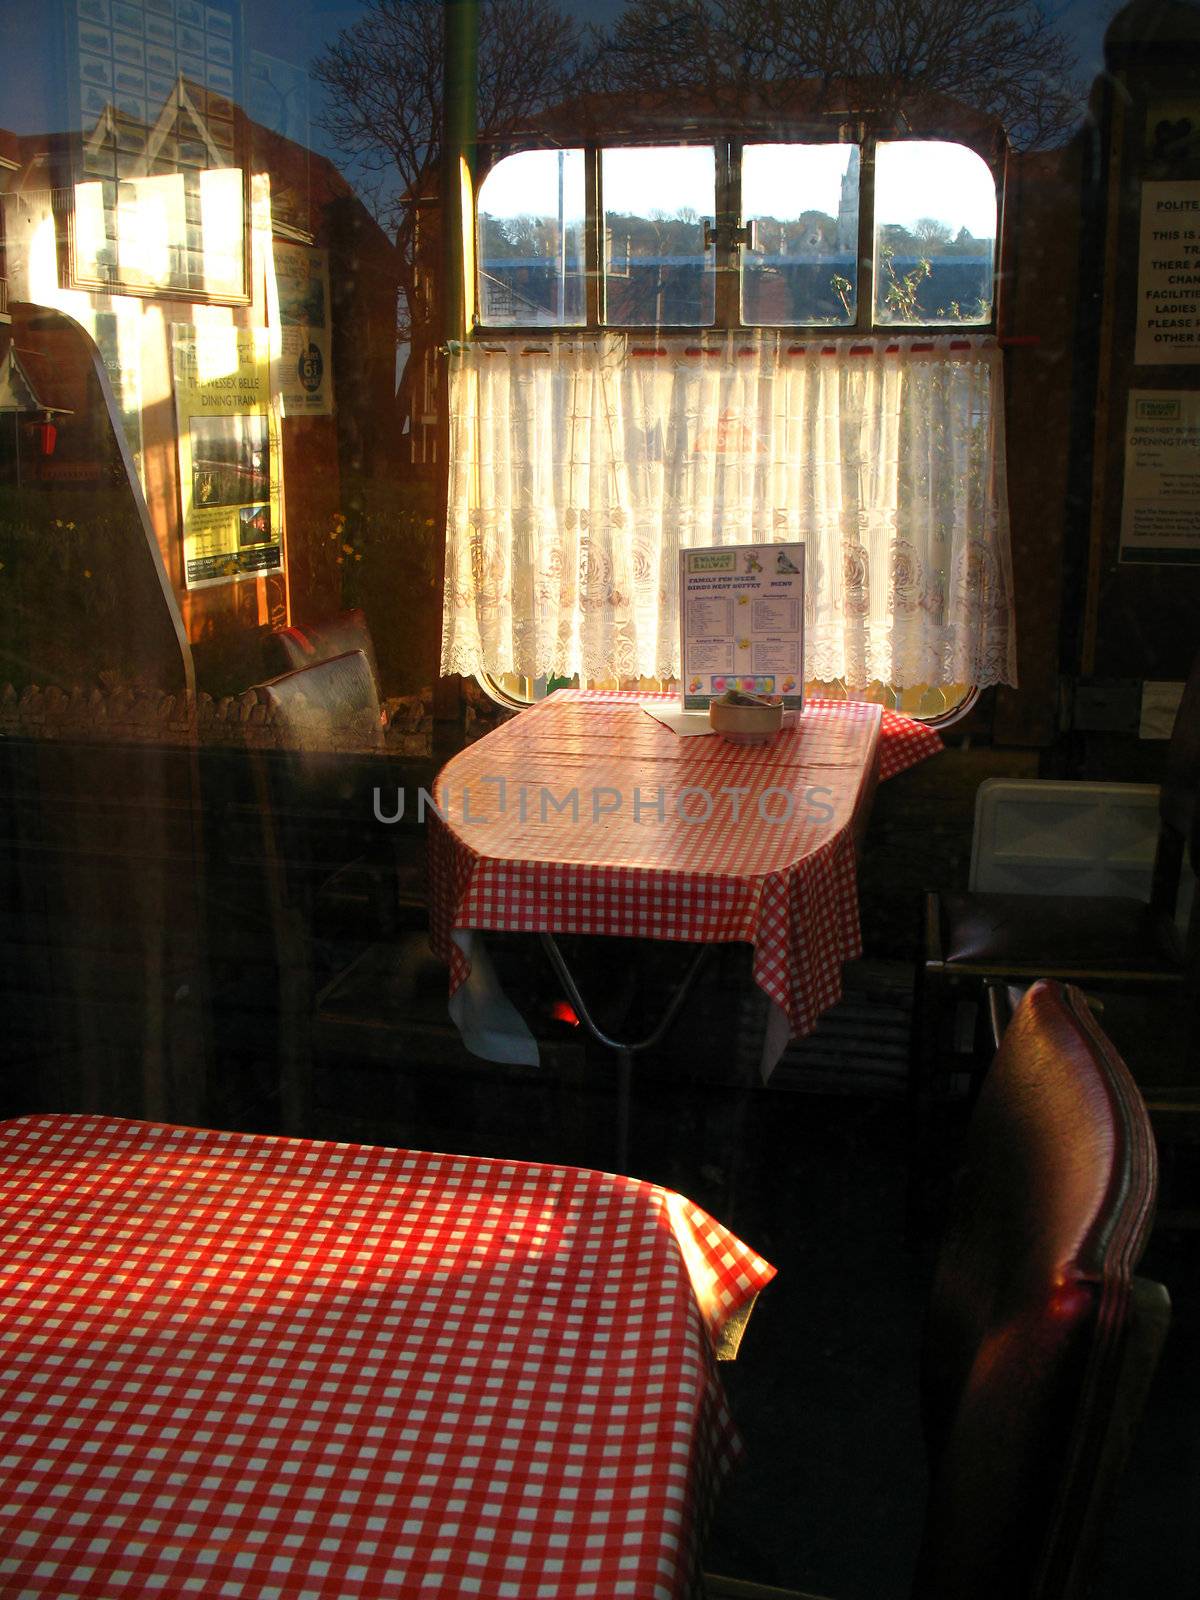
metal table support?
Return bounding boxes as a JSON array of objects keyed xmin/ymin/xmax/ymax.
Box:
[{"xmin": 540, "ymin": 934, "xmax": 712, "ymax": 1171}]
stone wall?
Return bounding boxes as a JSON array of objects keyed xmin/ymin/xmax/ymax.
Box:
[{"xmin": 0, "ymin": 682, "xmax": 435, "ymax": 758}]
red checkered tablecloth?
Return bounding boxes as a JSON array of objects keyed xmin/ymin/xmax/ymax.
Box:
[
  {"xmin": 0, "ymin": 1114, "xmax": 775, "ymax": 1599},
  {"xmin": 430, "ymin": 693, "xmax": 940, "ymax": 1041}
]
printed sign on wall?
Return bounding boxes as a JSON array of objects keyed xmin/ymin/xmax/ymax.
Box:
[
  {"xmin": 1120, "ymin": 389, "xmax": 1200, "ymax": 564},
  {"xmin": 1135, "ymin": 181, "xmax": 1200, "ymax": 365},
  {"xmin": 268, "ymin": 243, "xmax": 333, "ymax": 416},
  {"xmin": 172, "ymin": 323, "xmax": 283, "ymax": 588}
]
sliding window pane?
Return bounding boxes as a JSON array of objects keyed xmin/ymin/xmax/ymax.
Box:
[
  {"xmin": 603, "ymin": 146, "xmax": 715, "ymax": 326},
  {"xmin": 873, "ymin": 142, "xmax": 996, "ymax": 325},
  {"xmin": 477, "ymin": 149, "xmax": 586, "ymax": 326},
  {"xmin": 742, "ymin": 144, "xmax": 858, "ymax": 325}
]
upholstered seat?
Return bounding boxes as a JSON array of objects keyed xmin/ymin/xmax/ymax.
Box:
[
  {"xmin": 911, "ymin": 648, "xmax": 1200, "ymax": 1215},
  {"xmin": 707, "ymin": 981, "xmax": 1170, "ymax": 1600},
  {"xmin": 264, "ymin": 607, "xmax": 382, "ymax": 696},
  {"xmin": 933, "ymin": 889, "xmax": 1183, "ymax": 974},
  {"xmin": 244, "ymin": 650, "xmax": 584, "ymax": 1140}
]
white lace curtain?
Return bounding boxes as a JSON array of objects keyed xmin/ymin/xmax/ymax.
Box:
[{"xmin": 441, "ymin": 332, "xmax": 1017, "ymax": 689}]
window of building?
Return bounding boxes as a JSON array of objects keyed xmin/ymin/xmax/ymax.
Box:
[
  {"xmin": 455, "ymin": 132, "xmax": 1013, "ymax": 722},
  {"xmin": 475, "ymin": 135, "xmax": 998, "ymax": 335}
]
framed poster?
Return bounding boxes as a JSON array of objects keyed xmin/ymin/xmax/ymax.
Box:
[
  {"xmin": 679, "ymin": 543, "xmax": 805, "ymax": 710},
  {"xmin": 172, "ymin": 323, "xmax": 283, "ymax": 588}
]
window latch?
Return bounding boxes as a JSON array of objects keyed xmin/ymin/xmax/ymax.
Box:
[{"xmin": 702, "ymin": 219, "xmax": 759, "ymax": 253}]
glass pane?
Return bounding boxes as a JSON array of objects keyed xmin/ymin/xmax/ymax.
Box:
[
  {"xmin": 70, "ymin": 75, "xmax": 246, "ymax": 300},
  {"xmin": 477, "ymin": 149, "xmax": 586, "ymax": 326},
  {"xmin": 742, "ymin": 144, "xmax": 858, "ymax": 325},
  {"xmin": 603, "ymin": 146, "xmax": 715, "ymax": 326},
  {"xmin": 873, "ymin": 142, "xmax": 997, "ymax": 325}
]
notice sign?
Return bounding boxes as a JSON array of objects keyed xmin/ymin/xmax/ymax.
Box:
[
  {"xmin": 268, "ymin": 243, "xmax": 333, "ymax": 416},
  {"xmin": 1135, "ymin": 181, "xmax": 1200, "ymax": 365},
  {"xmin": 1120, "ymin": 390, "xmax": 1200, "ymax": 564},
  {"xmin": 172, "ymin": 324, "xmax": 283, "ymax": 589},
  {"xmin": 680, "ymin": 543, "xmax": 805, "ymax": 710}
]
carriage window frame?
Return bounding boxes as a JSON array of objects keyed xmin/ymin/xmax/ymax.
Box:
[
  {"xmin": 474, "ymin": 132, "xmax": 1001, "ymax": 337},
  {"xmin": 469, "ymin": 129, "xmax": 1002, "ymax": 726}
]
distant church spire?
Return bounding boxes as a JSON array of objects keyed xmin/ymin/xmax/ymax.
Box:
[{"xmin": 836, "ymin": 148, "xmax": 860, "ymax": 252}]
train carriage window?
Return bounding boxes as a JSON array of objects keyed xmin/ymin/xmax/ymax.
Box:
[
  {"xmin": 477, "ymin": 149, "xmax": 586, "ymax": 327},
  {"xmin": 602, "ymin": 145, "xmax": 716, "ymax": 327},
  {"xmin": 460, "ymin": 134, "xmax": 1013, "ymax": 722},
  {"xmin": 477, "ymin": 136, "xmax": 997, "ymax": 335},
  {"xmin": 741, "ymin": 144, "xmax": 858, "ymax": 327},
  {"xmin": 873, "ymin": 142, "xmax": 997, "ymax": 326}
]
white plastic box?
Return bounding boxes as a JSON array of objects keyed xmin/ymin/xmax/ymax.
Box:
[{"xmin": 969, "ymin": 779, "xmax": 1193, "ymax": 928}]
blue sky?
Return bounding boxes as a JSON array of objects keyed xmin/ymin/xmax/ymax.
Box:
[{"xmin": 0, "ymin": 0, "xmax": 1125, "ymax": 185}]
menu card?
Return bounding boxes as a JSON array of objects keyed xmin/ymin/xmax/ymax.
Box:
[{"xmin": 679, "ymin": 543, "xmax": 805, "ymax": 710}]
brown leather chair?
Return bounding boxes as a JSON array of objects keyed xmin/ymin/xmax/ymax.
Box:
[
  {"xmin": 240, "ymin": 650, "xmax": 426, "ymax": 1130},
  {"xmin": 264, "ymin": 608, "xmax": 382, "ymax": 699},
  {"xmin": 706, "ymin": 981, "xmax": 1169, "ymax": 1600},
  {"xmin": 250, "ymin": 647, "xmax": 409, "ymax": 908},
  {"xmin": 243, "ymin": 652, "xmax": 584, "ymax": 1141},
  {"xmin": 911, "ymin": 648, "xmax": 1200, "ymax": 1202}
]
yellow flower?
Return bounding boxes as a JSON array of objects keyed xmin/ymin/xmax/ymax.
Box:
[
  {"xmin": 83, "ymin": 568, "xmax": 92, "ymax": 579},
  {"xmin": 66, "ymin": 522, "xmax": 75, "ymax": 530},
  {"xmin": 342, "ymin": 543, "xmax": 354, "ymax": 554},
  {"xmin": 354, "ymin": 552, "xmax": 363, "ymax": 562}
]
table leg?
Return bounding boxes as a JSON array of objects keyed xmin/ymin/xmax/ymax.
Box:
[
  {"xmin": 615, "ymin": 1045, "xmax": 634, "ymax": 1171},
  {"xmin": 539, "ymin": 934, "xmax": 710, "ymax": 1169}
]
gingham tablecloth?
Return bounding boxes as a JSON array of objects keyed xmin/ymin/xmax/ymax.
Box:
[
  {"xmin": 430, "ymin": 693, "xmax": 940, "ymax": 1043},
  {"xmin": 0, "ymin": 1114, "xmax": 775, "ymax": 1600}
]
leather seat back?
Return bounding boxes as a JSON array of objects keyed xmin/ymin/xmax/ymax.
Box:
[
  {"xmin": 915, "ymin": 980, "xmax": 1160, "ymax": 1600},
  {"xmin": 265, "ymin": 609, "xmax": 381, "ymax": 697}
]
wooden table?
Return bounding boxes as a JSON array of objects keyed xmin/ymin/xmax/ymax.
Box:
[
  {"xmin": 429, "ymin": 693, "xmax": 941, "ymax": 1156},
  {"xmin": 0, "ymin": 1114, "xmax": 775, "ymax": 1599}
]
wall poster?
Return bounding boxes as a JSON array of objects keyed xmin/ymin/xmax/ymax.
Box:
[
  {"xmin": 268, "ymin": 242, "xmax": 333, "ymax": 416},
  {"xmin": 172, "ymin": 324, "xmax": 283, "ymax": 588},
  {"xmin": 679, "ymin": 543, "xmax": 805, "ymax": 709},
  {"xmin": 1135, "ymin": 180, "xmax": 1200, "ymax": 365},
  {"xmin": 1120, "ymin": 389, "xmax": 1200, "ymax": 564}
]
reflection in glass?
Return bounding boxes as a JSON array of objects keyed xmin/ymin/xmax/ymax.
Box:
[
  {"xmin": 199, "ymin": 168, "xmax": 244, "ymax": 298},
  {"xmin": 477, "ymin": 149, "xmax": 585, "ymax": 327},
  {"xmin": 742, "ymin": 144, "xmax": 858, "ymax": 326},
  {"xmin": 117, "ymin": 175, "xmax": 187, "ymax": 289},
  {"xmin": 74, "ymin": 169, "xmax": 246, "ymax": 298},
  {"xmin": 603, "ymin": 146, "xmax": 715, "ymax": 327},
  {"xmin": 873, "ymin": 142, "xmax": 996, "ymax": 325}
]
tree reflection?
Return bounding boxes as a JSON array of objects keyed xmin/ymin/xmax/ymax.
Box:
[
  {"xmin": 313, "ymin": 0, "xmax": 1082, "ymax": 338},
  {"xmin": 594, "ymin": 0, "xmax": 1082, "ymax": 149},
  {"xmin": 312, "ymin": 0, "xmax": 584, "ymax": 336}
]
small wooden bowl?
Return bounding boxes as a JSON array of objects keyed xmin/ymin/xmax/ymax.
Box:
[{"xmin": 709, "ymin": 698, "xmax": 783, "ymax": 743}]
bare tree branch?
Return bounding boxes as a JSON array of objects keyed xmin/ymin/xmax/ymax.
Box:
[
  {"xmin": 312, "ymin": 0, "xmax": 585, "ymax": 329},
  {"xmin": 592, "ymin": 0, "xmax": 1083, "ymax": 148}
]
